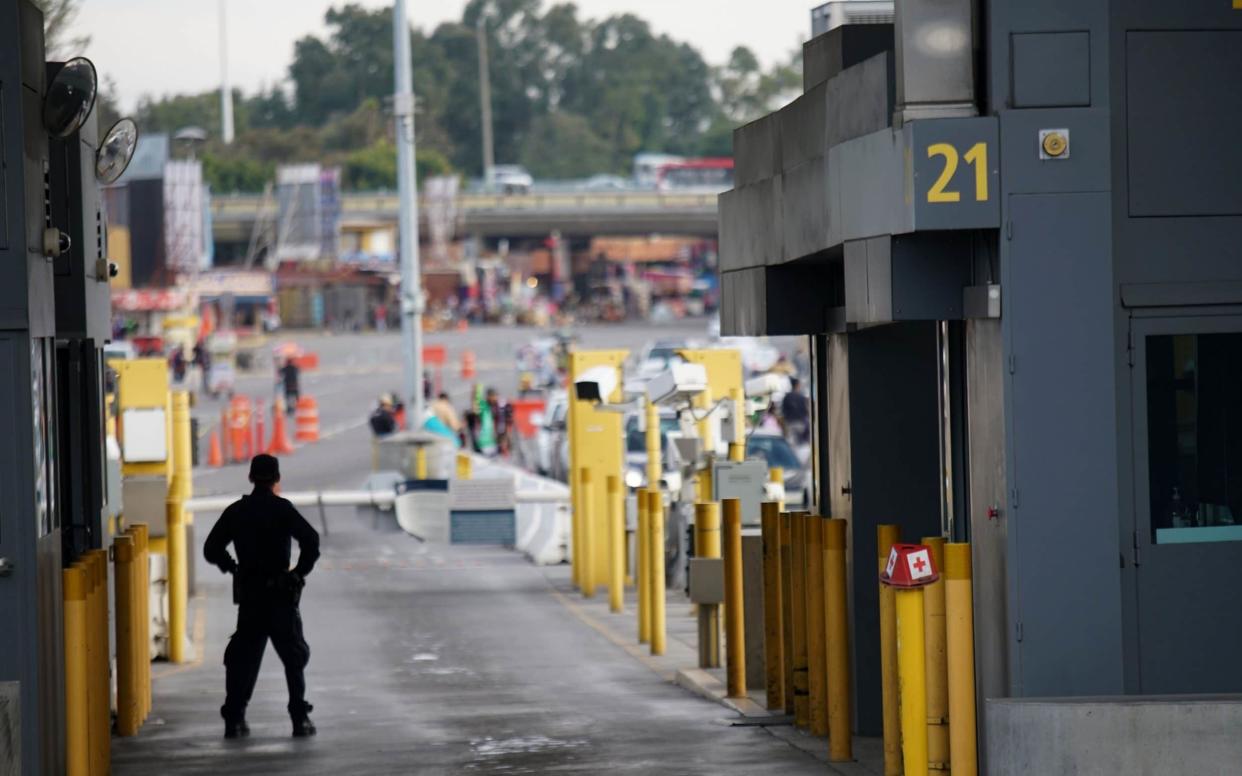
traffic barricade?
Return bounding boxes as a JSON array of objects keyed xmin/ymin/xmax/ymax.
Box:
[{"xmin": 295, "ymin": 396, "xmax": 320, "ymax": 442}]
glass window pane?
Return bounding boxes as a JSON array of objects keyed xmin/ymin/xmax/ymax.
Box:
[{"xmin": 1146, "ymin": 332, "xmax": 1242, "ymax": 543}]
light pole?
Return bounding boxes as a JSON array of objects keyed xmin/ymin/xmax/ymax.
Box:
[
  {"xmin": 219, "ymin": 0, "xmax": 234, "ymax": 144},
  {"xmin": 476, "ymin": 15, "xmax": 495, "ymax": 187},
  {"xmin": 394, "ymin": 0, "xmax": 425, "ymax": 424}
]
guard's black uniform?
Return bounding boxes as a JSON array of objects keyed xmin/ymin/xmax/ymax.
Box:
[{"xmin": 204, "ymin": 486, "xmax": 320, "ymax": 727}]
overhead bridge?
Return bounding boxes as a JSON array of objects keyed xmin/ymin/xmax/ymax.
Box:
[{"xmin": 211, "ymin": 189, "xmax": 721, "ymax": 244}]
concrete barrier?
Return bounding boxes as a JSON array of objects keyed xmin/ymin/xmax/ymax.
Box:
[{"xmin": 986, "ymin": 695, "xmax": 1242, "ymax": 776}]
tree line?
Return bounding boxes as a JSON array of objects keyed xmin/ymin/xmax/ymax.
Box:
[{"xmin": 129, "ymin": 1, "xmax": 800, "ymax": 193}]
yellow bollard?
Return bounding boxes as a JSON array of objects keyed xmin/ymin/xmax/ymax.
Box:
[
  {"xmin": 456, "ymin": 451, "xmax": 472, "ymax": 480},
  {"xmin": 572, "ymin": 471, "xmax": 584, "ymax": 591},
  {"xmin": 645, "ymin": 400, "xmax": 661, "ymax": 490},
  {"xmin": 921, "ymin": 536, "xmax": 949, "ymax": 773},
  {"xmin": 694, "ymin": 501, "xmax": 722, "ymax": 668},
  {"xmin": 114, "ymin": 535, "xmax": 140, "ymax": 737},
  {"xmin": 760, "ymin": 503, "xmax": 785, "ymax": 711},
  {"xmin": 63, "ymin": 565, "xmax": 88, "ymax": 776},
  {"xmin": 824, "ymin": 518, "xmax": 852, "ymax": 761},
  {"xmin": 778, "ymin": 511, "xmax": 795, "ymax": 715},
  {"xmin": 946, "ymin": 543, "xmax": 978, "ymax": 776},
  {"xmin": 606, "ymin": 474, "xmax": 624, "ymax": 613},
  {"xmin": 88, "ymin": 549, "xmax": 112, "ymax": 774},
  {"xmin": 723, "ymin": 498, "xmax": 746, "ymax": 698},
  {"xmin": 648, "ymin": 489, "xmax": 667, "ymax": 656},
  {"xmin": 878, "ymin": 525, "xmax": 902, "ymax": 776},
  {"xmin": 168, "ymin": 496, "xmax": 188, "ymax": 663},
  {"xmin": 790, "ymin": 512, "xmax": 810, "ymax": 728},
  {"xmin": 896, "ymin": 586, "xmax": 930, "ymax": 776},
  {"xmin": 580, "ymin": 468, "xmax": 595, "ymax": 598},
  {"xmin": 132, "ymin": 523, "xmax": 152, "ymax": 720},
  {"xmin": 728, "ymin": 442, "xmax": 744, "ymax": 463},
  {"xmin": 729, "ymin": 387, "xmax": 746, "ymax": 460},
  {"xmin": 637, "ymin": 489, "xmax": 650, "ymax": 644},
  {"xmin": 415, "ymin": 445, "xmax": 428, "ymax": 479},
  {"xmin": 806, "ymin": 515, "xmax": 828, "ymax": 736}
]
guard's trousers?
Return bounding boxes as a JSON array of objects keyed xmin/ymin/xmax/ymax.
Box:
[{"xmin": 221, "ymin": 597, "xmax": 311, "ymax": 721}]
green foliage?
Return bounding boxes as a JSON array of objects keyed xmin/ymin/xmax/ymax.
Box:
[
  {"xmin": 128, "ymin": 1, "xmax": 804, "ymax": 193},
  {"xmin": 33, "ymin": 0, "xmax": 89, "ymax": 58}
]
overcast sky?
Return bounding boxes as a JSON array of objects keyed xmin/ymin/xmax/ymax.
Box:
[{"xmin": 79, "ymin": 0, "xmax": 815, "ymax": 111}]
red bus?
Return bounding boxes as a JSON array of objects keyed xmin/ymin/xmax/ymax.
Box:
[{"xmin": 656, "ymin": 157, "xmax": 734, "ymax": 191}]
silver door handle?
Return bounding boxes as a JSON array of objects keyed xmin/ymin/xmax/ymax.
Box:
[{"xmin": 0, "ymin": 558, "xmax": 13, "ymax": 577}]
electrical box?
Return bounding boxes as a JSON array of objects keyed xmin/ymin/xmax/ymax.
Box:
[
  {"xmin": 712, "ymin": 459, "xmax": 769, "ymax": 526},
  {"xmin": 688, "ymin": 557, "xmax": 725, "ymax": 604}
]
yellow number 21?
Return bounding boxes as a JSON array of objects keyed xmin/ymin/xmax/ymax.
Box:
[{"xmin": 926, "ymin": 142, "xmax": 988, "ymax": 203}]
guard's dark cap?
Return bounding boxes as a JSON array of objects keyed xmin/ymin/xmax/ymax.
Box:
[{"xmin": 249, "ymin": 454, "xmax": 280, "ymax": 483}]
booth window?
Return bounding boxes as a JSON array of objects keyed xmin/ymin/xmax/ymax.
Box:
[{"xmin": 1146, "ymin": 332, "xmax": 1242, "ymax": 543}]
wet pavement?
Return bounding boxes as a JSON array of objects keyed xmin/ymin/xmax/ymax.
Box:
[{"xmin": 112, "ymin": 507, "xmax": 831, "ymax": 775}]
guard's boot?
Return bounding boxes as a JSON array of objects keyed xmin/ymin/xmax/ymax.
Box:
[
  {"xmin": 223, "ymin": 719, "xmax": 251, "ymax": 739},
  {"xmin": 291, "ymin": 702, "xmax": 316, "ymax": 738}
]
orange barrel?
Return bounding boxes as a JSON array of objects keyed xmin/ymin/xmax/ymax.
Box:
[
  {"xmin": 229, "ymin": 395, "xmax": 252, "ymax": 462},
  {"xmin": 461, "ymin": 350, "xmax": 477, "ymax": 379},
  {"xmin": 294, "ymin": 396, "xmax": 320, "ymax": 442}
]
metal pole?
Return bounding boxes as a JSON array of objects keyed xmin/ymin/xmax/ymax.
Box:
[
  {"xmin": 694, "ymin": 501, "xmax": 721, "ymax": 668},
  {"xmin": 607, "ymin": 475, "xmax": 624, "ymax": 613},
  {"xmin": 723, "ymin": 498, "xmax": 746, "ymax": 698},
  {"xmin": 897, "ymin": 587, "xmax": 930, "ymax": 776},
  {"xmin": 946, "ymin": 543, "xmax": 978, "ymax": 776},
  {"xmin": 648, "ymin": 490, "xmax": 667, "ymax": 656},
  {"xmin": 219, "ymin": 0, "xmax": 234, "ymax": 144},
  {"xmin": 778, "ymin": 511, "xmax": 795, "ymax": 714},
  {"xmin": 922, "ymin": 536, "xmax": 950, "ymax": 773},
  {"xmin": 394, "ymin": 0, "xmax": 425, "ymax": 424},
  {"xmin": 476, "ymin": 15, "xmax": 495, "ymax": 186},
  {"xmin": 761, "ymin": 502, "xmax": 785, "ymax": 711},
  {"xmin": 825, "ymin": 518, "xmax": 853, "ymax": 761},
  {"xmin": 637, "ymin": 488, "xmax": 650, "ymax": 644},
  {"xmin": 806, "ymin": 515, "xmax": 827, "ymax": 735},
  {"xmin": 878, "ymin": 525, "xmax": 903, "ymax": 776}
]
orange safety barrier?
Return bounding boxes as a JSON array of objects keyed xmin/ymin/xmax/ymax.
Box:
[
  {"xmin": 294, "ymin": 396, "xmax": 320, "ymax": 442},
  {"xmin": 229, "ymin": 396, "xmax": 252, "ymax": 463},
  {"xmin": 294, "ymin": 352, "xmax": 319, "ymax": 371},
  {"xmin": 255, "ymin": 401, "xmax": 267, "ymax": 455},
  {"xmin": 461, "ymin": 350, "xmax": 477, "ymax": 379},
  {"xmin": 208, "ymin": 429, "xmax": 223, "ymax": 468},
  {"xmin": 424, "ymin": 345, "xmax": 447, "ymax": 395},
  {"xmin": 269, "ymin": 398, "xmax": 295, "ymax": 454},
  {"xmin": 511, "ymin": 398, "xmax": 546, "ymax": 439},
  {"xmin": 220, "ymin": 407, "xmax": 231, "ymax": 462}
]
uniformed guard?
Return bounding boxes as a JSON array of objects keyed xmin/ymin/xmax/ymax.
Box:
[{"xmin": 204, "ymin": 454, "xmax": 321, "ymax": 738}]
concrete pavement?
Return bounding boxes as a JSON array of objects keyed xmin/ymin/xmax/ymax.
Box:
[{"xmin": 113, "ymin": 507, "xmax": 834, "ymax": 775}]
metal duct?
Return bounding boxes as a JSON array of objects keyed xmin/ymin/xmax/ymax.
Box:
[{"xmin": 894, "ymin": 0, "xmax": 977, "ymax": 123}]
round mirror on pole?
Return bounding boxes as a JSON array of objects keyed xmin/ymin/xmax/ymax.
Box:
[
  {"xmin": 96, "ymin": 118, "xmax": 139, "ymax": 184},
  {"xmin": 43, "ymin": 57, "xmax": 98, "ymax": 138}
]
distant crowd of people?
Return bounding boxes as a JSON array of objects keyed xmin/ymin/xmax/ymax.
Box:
[{"xmin": 367, "ymin": 383, "xmax": 517, "ymax": 458}]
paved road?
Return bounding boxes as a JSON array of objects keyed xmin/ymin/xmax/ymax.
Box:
[{"xmin": 113, "ymin": 509, "xmax": 827, "ymax": 774}]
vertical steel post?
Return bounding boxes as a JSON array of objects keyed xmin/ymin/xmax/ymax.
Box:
[
  {"xmin": 394, "ymin": 0, "xmax": 425, "ymax": 422},
  {"xmin": 168, "ymin": 391, "xmax": 192, "ymax": 664},
  {"xmin": 790, "ymin": 513, "xmax": 810, "ymax": 727},
  {"xmin": 694, "ymin": 502, "xmax": 721, "ymax": 668},
  {"xmin": 457, "ymin": 451, "xmax": 472, "ymax": 480},
  {"xmin": 723, "ymin": 498, "xmax": 746, "ymax": 698},
  {"xmin": 761, "ymin": 502, "xmax": 785, "ymax": 710},
  {"xmin": 878, "ymin": 525, "xmax": 902, "ymax": 776},
  {"xmin": 922, "ymin": 536, "xmax": 949, "ymax": 773},
  {"xmin": 63, "ymin": 565, "xmax": 88, "ymax": 776},
  {"xmin": 580, "ymin": 467, "xmax": 595, "ymax": 598},
  {"xmin": 825, "ymin": 518, "xmax": 852, "ymax": 761},
  {"xmin": 648, "ymin": 490, "xmax": 667, "ymax": 656},
  {"xmin": 114, "ymin": 535, "xmax": 139, "ymax": 736},
  {"xmin": 607, "ymin": 474, "xmax": 624, "ymax": 613},
  {"xmin": 946, "ymin": 543, "xmax": 978, "ymax": 776}
]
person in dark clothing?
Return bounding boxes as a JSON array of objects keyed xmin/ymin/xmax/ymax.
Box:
[
  {"xmin": 279, "ymin": 359, "xmax": 301, "ymax": 415},
  {"xmin": 203, "ymin": 454, "xmax": 320, "ymax": 739},
  {"xmin": 368, "ymin": 395, "xmax": 397, "ymax": 437},
  {"xmin": 780, "ymin": 377, "xmax": 811, "ymax": 445}
]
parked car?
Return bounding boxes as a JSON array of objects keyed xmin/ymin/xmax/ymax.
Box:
[
  {"xmin": 492, "ymin": 165, "xmax": 533, "ymax": 194},
  {"xmin": 534, "ymin": 390, "xmax": 570, "ymax": 481},
  {"xmin": 747, "ymin": 433, "xmax": 809, "ymax": 506}
]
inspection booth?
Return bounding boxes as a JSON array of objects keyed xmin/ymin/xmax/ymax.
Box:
[{"xmin": 720, "ymin": 0, "xmax": 1242, "ymax": 769}]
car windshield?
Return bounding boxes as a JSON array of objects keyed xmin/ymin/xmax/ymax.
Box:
[
  {"xmin": 625, "ymin": 416, "xmax": 679, "ymax": 453},
  {"xmin": 746, "ymin": 435, "xmax": 800, "ymax": 469}
]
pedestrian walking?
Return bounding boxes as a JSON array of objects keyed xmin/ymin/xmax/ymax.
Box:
[
  {"xmin": 279, "ymin": 358, "xmax": 301, "ymax": 415},
  {"xmin": 203, "ymin": 454, "xmax": 320, "ymax": 739}
]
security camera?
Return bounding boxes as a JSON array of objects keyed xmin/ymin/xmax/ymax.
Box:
[
  {"xmin": 574, "ymin": 365, "xmax": 619, "ymax": 405},
  {"xmin": 744, "ymin": 372, "xmax": 791, "ymax": 399},
  {"xmin": 647, "ymin": 362, "xmax": 708, "ymax": 407}
]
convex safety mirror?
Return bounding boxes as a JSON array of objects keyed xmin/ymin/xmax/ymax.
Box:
[
  {"xmin": 96, "ymin": 118, "xmax": 139, "ymax": 184},
  {"xmin": 43, "ymin": 57, "xmax": 98, "ymax": 137}
]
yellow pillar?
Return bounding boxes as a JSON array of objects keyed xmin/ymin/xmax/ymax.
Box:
[
  {"xmin": 606, "ymin": 474, "xmax": 624, "ymax": 613},
  {"xmin": 921, "ymin": 536, "xmax": 949, "ymax": 773},
  {"xmin": 114, "ymin": 535, "xmax": 140, "ymax": 737},
  {"xmin": 697, "ymin": 386, "xmax": 715, "ymax": 504},
  {"xmin": 648, "ymin": 489, "xmax": 667, "ymax": 656},
  {"xmin": 415, "ymin": 446, "xmax": 429, "ymax": 479},
  {"xmin": 878, "ymin": 525, "xmax": 902, "ymax": 776},
  {"xmin": 637, "ymin": 489, "xmax": 650, "ymax": 644},
  {"xmin": 169, "ymin": 390, "xmax": 192, "ymax": 663},
  {"xmin": 132, "ymin": 523, "xmax": 152, "ymax": 720},
  {"xmin": 770, "ymin": 467, "xmax": 785, "ymax": 512},
  {"xmin": 63, "ymin": 565, "xmax": 88, "ymax": 776},
  {"xmin": 761, "ymin": 502, "xmax": 785, "ymax": 711},
  {"xmin": 87, "ymin": 549, "xmax": 111, "ymax": 773},
  {"xmin": 729, "ymin": 386, "xmax": 746, "ymax": 461},
  {"xmin": 456, "ymin": 451, "xmax": 472, "ymax": 480},
  {"xmin": 946, "ymin": 543, "xmax": 978, "ymax": 776},
  {"xmin": 824, "ymin": 518, "xmax": 852, "ymax": 761},
  {"xmin": 723, "ymin": 498, "xmax": 746, "ymax": 698},
  {"xmin": 806, "ymin": 515, "xmax": 828, "ymax": 736},
  {"xmin": 790, "ymin": 512, "xmax": 809, "ymax": 728},
  {"xmin": 778, "ymin": 511, "xmax": 795, "ymax": 715},
  {"xmin": 896, "ymin": 587, "xmax": 929, "ymax": 776},
  {"xmin": 695, "ymin": 501, "xmax": 721, "ymax": 668},
  {"xmin": 580, "ymin": 467, "xmax": 595, "ymax": 598}
]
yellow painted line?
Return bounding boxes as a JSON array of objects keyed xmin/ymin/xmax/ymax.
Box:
[
  {"xmin": 151, "ymin": 595, "xmax": 207, "ymax": 680},
  {"xmin": 548, "ymin": 588, "xmax": 676, "ymax": 682}
]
